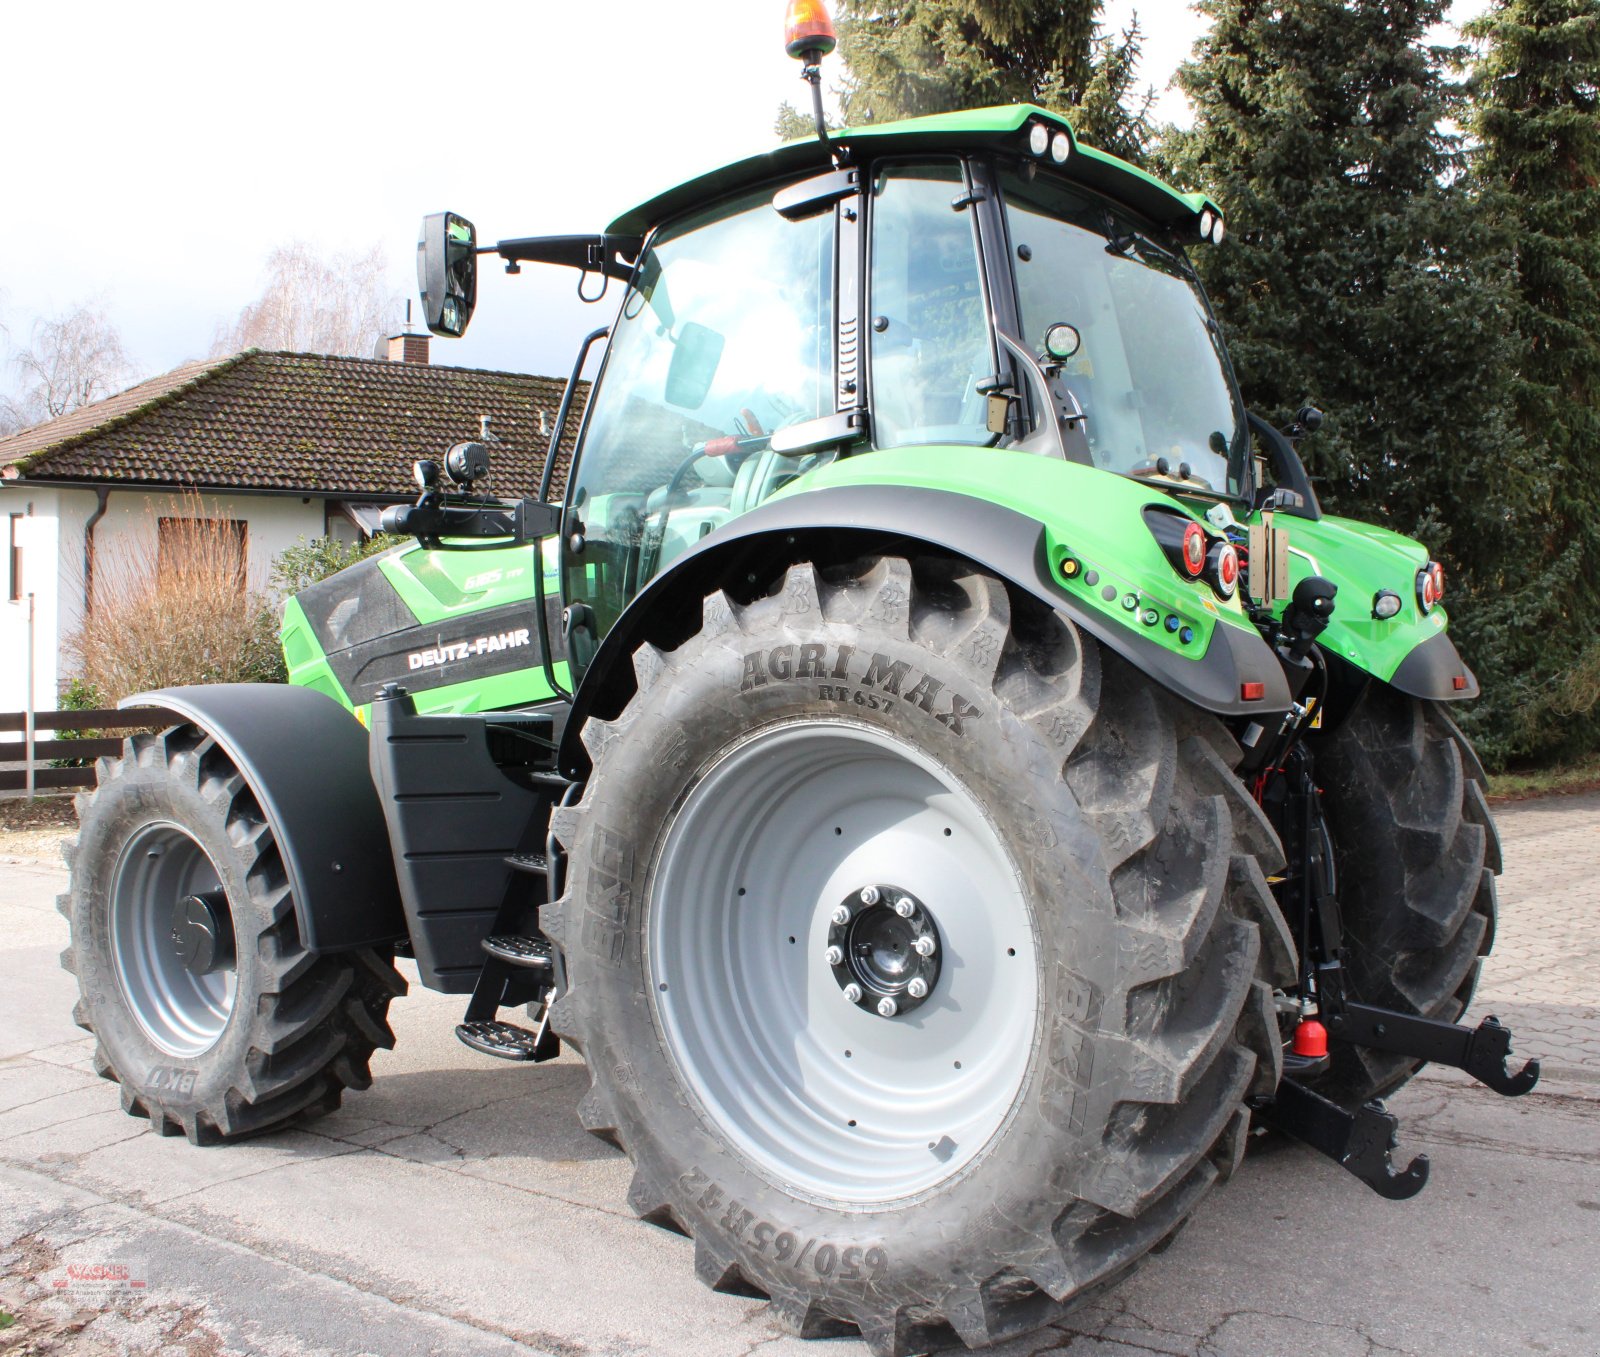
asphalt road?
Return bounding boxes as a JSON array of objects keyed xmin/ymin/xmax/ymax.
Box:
[{"xmin": 1, "ymin": 795, "xmax": 1596, "ymax": 1357}]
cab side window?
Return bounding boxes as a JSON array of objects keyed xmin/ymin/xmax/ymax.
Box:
[{"xmin": 868, "ymin": 163, "xmax": 992, "ymax": 450}]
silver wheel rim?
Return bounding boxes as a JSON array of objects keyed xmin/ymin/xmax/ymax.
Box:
[
  {"xmin": 650, "ymin": 720, "xmax": 1038, "ymax": 1203},
  {"xmin": 110, "ymin": 821, "xmax": 237, "ymax": 1057}
]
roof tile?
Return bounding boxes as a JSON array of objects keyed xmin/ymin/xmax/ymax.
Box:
[{"xmin": 0, "ymin": 349, "xmax": 584, "ymax": 500}]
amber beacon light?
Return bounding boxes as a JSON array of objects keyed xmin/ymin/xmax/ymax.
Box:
[{"xmin": 785, "ymin": 0, "xmax": 838, "ymax": 60}]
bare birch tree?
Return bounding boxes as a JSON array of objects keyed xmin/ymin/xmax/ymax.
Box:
[
  {"xmin": 212, "ymin": 241, "xmax": 402, "ymax": 358},
  {"xmin": 1, "ymin": 303, "xmax": 137, "ymax": 434}
]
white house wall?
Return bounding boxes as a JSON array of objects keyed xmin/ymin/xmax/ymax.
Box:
[
  {"xmin": 0, "ymin": 486, "xmax": 72, "ymax": 723},
  {"xmin": 91, "ymin": 491, "xmax": 327, "ymax": 595},
  {"xmin": 1, "ymin": 488, "xmax": 330, "ymax": 725}
]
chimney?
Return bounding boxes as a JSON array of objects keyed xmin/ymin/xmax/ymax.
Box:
[{"xmin": 386, "ymin": 333, "xmax": 430, "ymax": 365}]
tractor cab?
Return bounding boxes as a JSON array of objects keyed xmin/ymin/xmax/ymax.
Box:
[{"xmin": 413, "ymin": 102, "xmax": 1251, "ymax": 677}]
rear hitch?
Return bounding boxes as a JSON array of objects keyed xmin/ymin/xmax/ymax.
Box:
[
  {"xmin": 1254, "ymin": 1077, "xmax": 1429, "ymax": 1201},
  {"xmin": 1326, "ymin": 1004, "xmax": 1540, "ymax": 1098}
]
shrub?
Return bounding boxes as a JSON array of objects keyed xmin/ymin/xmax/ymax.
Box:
[
  {"xmin": 49, "ymin": 676, "xmax": 105, "ymax": 768},
  {"xmin": 270, "ymin": 532, "xmax": 398, "ymax": 597},
  {"xmin": 64, "ymin": 495, "xmax": 285, "ymax": 702}
]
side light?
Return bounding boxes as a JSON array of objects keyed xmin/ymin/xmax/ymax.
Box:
[
  {"xmin": 1373, "ymin": 589, "xmax": 1402, "ymax": 620},
  {"xmin": 784, "ymin": 0, "xmax": 837, "ymax": 59}
]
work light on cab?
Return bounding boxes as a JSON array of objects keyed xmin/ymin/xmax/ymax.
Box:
[
  {"xmin": 784, "ymin": 0, "xmax": 836, "ymax": 59},
  {"xmin": 1023, "ymin": 118, "xmax": 1072, "ymax": 165}
]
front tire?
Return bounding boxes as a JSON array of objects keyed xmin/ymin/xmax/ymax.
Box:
[
  {"xmin": 62, "ymin": 725, "xmax": 406, "ymax": 1144},
  {"xmin": 547, "ymin": 557, "xmax": 1295, "ymax": 1354},
  {"xmin": 1312, "ymin": 685, "xmax": 1501, "ymax": 1105}
]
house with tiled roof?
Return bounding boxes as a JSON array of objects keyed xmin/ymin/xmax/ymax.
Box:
[{"xmin": 0, "ymin": 338, "xmax": 580, "ymax": 712}]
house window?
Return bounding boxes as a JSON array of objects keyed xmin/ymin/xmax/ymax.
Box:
[
  {"xmin": 157, "ymin": 517, "xmax": 248, "ymax": 586},
  {"xmin": 7, "ymin": 515, "xmax": 21, "ymax": 602}
]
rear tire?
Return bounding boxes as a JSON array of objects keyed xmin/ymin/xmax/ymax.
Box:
[
  {"xmin": 1312, "ymin": 685, "xmax": 1500, "ymax": 1106},
  {"xmin": 61, "ymin": 725, "xmax": 406, "ymax": 1144},
  {"xmin": 546, "ymin": 557, "xmax": 1294, "ymax": 1354}
]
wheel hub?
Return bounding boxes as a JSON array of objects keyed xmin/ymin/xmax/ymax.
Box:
[
  {"xmin": 828, "ymin": 884, "xmax": 941, "ymax": 1017},
  {"xmin": 171, "ymin": 889, "xmax": 235, "ymax": 976}
]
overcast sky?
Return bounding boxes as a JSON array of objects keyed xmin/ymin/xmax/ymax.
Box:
[{"xmin": 0, "ymin": 1, "xmax": 1482, "ymax": 401}]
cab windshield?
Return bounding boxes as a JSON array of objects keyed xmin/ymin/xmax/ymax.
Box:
[
  {"xmin": 564, "ymin": 185, "xmax": 835, "ymax": 637},
  {"xmin": 999, "ymin": 168, "xmax": 1249, "ymax": 498}
]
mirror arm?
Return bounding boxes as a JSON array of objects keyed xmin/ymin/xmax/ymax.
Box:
[
  {"xmin": 996, "ymin": 334, "xmax": 1093, "ymax": 466},
  {"xmin": 1246, "ymin": 412, "xmax": 1322, "ymax": 521},
  {"xmin": 490, "ymin": 234, "xmax": 644, "ymax": 281}
]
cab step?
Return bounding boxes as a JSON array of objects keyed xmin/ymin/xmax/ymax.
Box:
[
  {"xmin": 505, "ymin": 851, "xmax": 549, "ymax": 875},
  {"xmin": 482, "ymin": 934, "xmax": 554, "ymax": 971},
  {"xmin": 455, "ymin": 1018, "xmax": 558, "ymax": 1062}
]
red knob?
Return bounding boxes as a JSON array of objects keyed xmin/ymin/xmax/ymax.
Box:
[{"xmin": 1293, "ymin": 1018, "xmax": 1329, "ymax": 1059}]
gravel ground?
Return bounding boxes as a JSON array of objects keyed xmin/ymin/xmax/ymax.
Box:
[{"xmin": 0, "ymin": 797, "xmax": 75, "ymax": 873}]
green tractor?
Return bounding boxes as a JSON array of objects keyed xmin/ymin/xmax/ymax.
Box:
[{"xmin": 62, "ymin": 13, "xmax": 1536, "ymax": 1354}]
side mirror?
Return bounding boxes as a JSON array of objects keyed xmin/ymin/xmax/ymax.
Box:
[
  {"xmin": 417, "ymin": 212, "xmax": 478, "ymax": 337},
  {"xmin": 664, "ymin": 321, "xmax": 725, "ymax": 410}
]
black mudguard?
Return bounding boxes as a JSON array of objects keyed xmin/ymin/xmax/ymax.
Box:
[
  {"xmin": 559, "ymin": 484, "xmax": 1291, "ymax": 777},
  {"xmin": 1388, "ymin": 628, "xmax": 1480, "ymax": 702},
  {"xmin": 121, "ymin": 684, "xmax": 405, "ymax": 951}
]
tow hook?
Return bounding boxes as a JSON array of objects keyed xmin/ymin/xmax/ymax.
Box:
[{"xmin": 1253, "ymin": 1078, "xmax": 1430, "ymax": 1201}]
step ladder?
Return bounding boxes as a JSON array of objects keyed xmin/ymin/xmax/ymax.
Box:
[{"xmin": 454, "ymin": 849, "xmax": 563, "ymax": 1062}]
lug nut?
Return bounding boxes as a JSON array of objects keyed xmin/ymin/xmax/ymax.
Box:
[
  {"xmin": 860, "ymin": 886, "xmax": 880, "ymax": 906},
  {"xmin": 831, "ymin": 904, "xmax": 851, "ymax": 925},
  {"xmin": 893, "ymin": 897, "xmax": 915, "ymax": 918},
  {"xmin": 908, "ymin": 977, "xmax": 929, "ymax": 999},
  {"xmin": 825, "ymin": 945, "xmax": 844, "ymax": 967},
  {"xmin": 913, "ymin": 935, "xmax": 936, "ymax": 957},
  {"xmin": 877, "ymin": 997, "xmax": 898, "ymax": 1018},
  {"xmin": 843, "ymin": 983, "xmax": 862, "ymax": 1003}
]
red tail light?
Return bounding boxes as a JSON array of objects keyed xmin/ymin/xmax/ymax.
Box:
[
  {"xmin": 1417, "ymin": 566, "xmax": 1438, "ymax": 613},
  {"xmin": 1211, "ymin": 542, "xmax": 1240, "ymax": 599},
  {"xmin": 1429, "ymin": 560, "xmax": 1445, "ymax": 600}
]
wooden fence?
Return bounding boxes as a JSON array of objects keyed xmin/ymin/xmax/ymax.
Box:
[{"xmin": 0, "ymin": 707, "xmax": 180, "ymax": 793}]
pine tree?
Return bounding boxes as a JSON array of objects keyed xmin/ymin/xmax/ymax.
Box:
[
  {"xmin": 1464, "ymin": 0, "xmax": 1600, "ymax": 761},
  {"xmin": 777, "ymin": 2, "xmax": 1154, "ymax": 162},
  {"xmin": 1163, "ymin": 0, "xmax": 1546, "ymax": 765}
]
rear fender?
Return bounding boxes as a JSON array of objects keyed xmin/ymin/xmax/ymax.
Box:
[
  {"xmin": 558, "ymin": 484, "xmax": 1290, "ymax": 777},
  {"xmin": 121, "ymin": 684, "xmax": 405, "ymax": 951}
]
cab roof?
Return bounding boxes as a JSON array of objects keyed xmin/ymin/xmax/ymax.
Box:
[{"xmin": 607, "ymin": 104, "xmax": 1220, "ymax": 238}]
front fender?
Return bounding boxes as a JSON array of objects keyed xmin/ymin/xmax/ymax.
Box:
[
  {"xmin": 559, "ymin": 482, "xmax": 1290, "ymax": 777},
  {"xmin": 122, "ymin": 684, "xmax": 404, "ymax": 951},
  {"xmin": 1276, "ymin": 514, "xmax": 1479, "ymax": 701}
]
